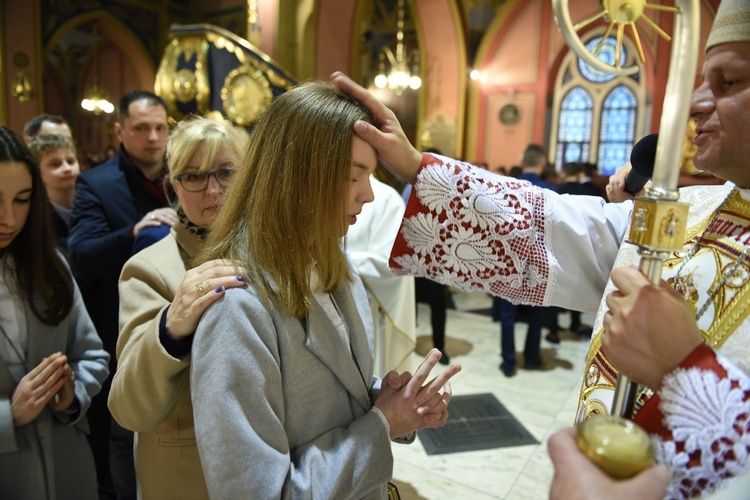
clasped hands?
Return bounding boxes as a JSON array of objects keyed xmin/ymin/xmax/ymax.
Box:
[
  {"xmin": 374, "ymin": 348, "xmax": 461, "ymax": 439},
  {"xmin": 11, "ymin": 352, "xmax": 77, "ymax": 427}
]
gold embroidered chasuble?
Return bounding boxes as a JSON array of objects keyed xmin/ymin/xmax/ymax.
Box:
[{"xmin": 577, "ymin": 185, "xmax": 750, "ymax": 421}]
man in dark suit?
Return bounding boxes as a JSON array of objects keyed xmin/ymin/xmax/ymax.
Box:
[
  {"xmin": 68, "ymin": 90, "xmax": 177, "ymax": 499},
  {"xmin": 497, "ymin": 145, "xmax": 559, "ymax": 376}
]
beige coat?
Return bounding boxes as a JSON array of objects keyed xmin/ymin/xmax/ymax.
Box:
[{"xmin": 109, "ymin": 223, "xmax": 207, "ymax": 500}]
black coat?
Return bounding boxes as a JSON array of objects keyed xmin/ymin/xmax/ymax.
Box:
[
  {"xmin": 68, "ymin": 147, "xmax": 167, "ymax": 359},
  {"xmin": 49, "ymin": 203, "xmax": 69, "ymax": 250}
]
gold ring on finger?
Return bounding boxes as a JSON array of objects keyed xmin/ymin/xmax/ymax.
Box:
[{"xmin": 196, "ymin": 282, "xmax": 207, "ymax": 296}]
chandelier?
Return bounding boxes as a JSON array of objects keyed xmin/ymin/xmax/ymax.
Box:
[
  {"xmin": 81, "ymin": 84, "xmax": 114, "ymax": 114},
  {"xmin": 81, "ymin": 25, "xmax": 114, "ymax": 115},
  {"xmin": 374, "ymin": 0, "xmax": 421, "ymax": 95}
]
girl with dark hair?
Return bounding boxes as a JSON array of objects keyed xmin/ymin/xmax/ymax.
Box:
[{"xmin": 0, "ymin": 126, "xmax": 109, "ymax": 499}]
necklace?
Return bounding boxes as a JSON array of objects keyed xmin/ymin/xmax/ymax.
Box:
[{"xmin": 670, "ymin": 187, "xmax": 750, "ymax": 321}]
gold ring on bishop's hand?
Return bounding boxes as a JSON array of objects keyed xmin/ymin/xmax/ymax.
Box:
[{"xmin": 196, "ymin": 282, "xmax": 207, "ymax": 296}]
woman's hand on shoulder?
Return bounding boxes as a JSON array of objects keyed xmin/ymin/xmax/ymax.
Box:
[
  {"xmin": 133, "ymin": 207, "xmax": 179, "ymax": 236},
  {"xmin": 166, "ymin": 259, "xmax": 248, "ymax": 339},
  {"xmin": 374, "ymin": 349, "xmax": 461, "ymax": 439},
  {"xmin": 11, "ymin": 353, "xmax": 68, "ymax": 426}
]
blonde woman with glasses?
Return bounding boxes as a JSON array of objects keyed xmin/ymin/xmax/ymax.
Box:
[{"xmin": 108, "ymin": 116, "xmax": 249, "ymax": 499}]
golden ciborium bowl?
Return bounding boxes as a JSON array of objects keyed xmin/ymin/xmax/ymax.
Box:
[{"xmin": 576, "ymin": 415, "xmax": 655, "ymax": 480}]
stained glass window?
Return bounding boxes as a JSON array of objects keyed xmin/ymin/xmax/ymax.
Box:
[
  {"xmin": 553, "ymin": 34, "xmax": 643, "ymax": 177},
  {"xmin": 598, "ymin": 85, "xmax": 637, "ymax": 175},
  {"xmin": 579, "ymin": 37, "xmax": 625, "ymax": 83},
  {"xmin": 556, "ymin": 87, "xmax": 593, "ymax": 169}
]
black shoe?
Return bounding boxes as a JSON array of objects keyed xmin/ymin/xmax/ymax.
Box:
[
  {"xmin": 499, "ymin": 362, "xmax": 516, "ymax": 377},
  {"xmin": 544, "ymin": 333, "xmax": 561, "ymax": 346},
  {"xmin": 438, "ymin": 351, "xmax": 450, "ymax": 365},
  {"xmin": 524, "ymin": 357, "xmax": 543, "ymax": 370}
]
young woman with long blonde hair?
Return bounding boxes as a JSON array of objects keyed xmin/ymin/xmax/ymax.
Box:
[{"xmin": 191, "ymin": 82, "xmax": 460, "ymax": 498}]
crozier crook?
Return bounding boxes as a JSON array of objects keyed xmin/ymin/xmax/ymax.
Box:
[{"xmin": 552, "ymin": 0, "xmax": 700, "ymax": 419}]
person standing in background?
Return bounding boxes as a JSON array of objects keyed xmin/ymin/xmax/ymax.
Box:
[
  {"xmin": 400, "ymin": 148, "xmax": 451, "ymax": 364},
  {"xmin": 495, "ymin": 144, "xmax": 558, "ymax": 375},
  {"xmin": 28, "ymin": 134, "xmax": 80, "ymax": 250},
  {"xmin": 347, "ymin": 174, "xmax": 417, "ymax": 375},
  {"xmin": 546, "ymin": 161, "xmax": 603, "ymax": 343},
  {"xmin": 68, "ymin": 90, "xmax": 177, "ymax": 499}
]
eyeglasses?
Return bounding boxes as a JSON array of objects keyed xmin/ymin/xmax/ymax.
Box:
[{"xmin": 174, "ymin": 167, "xmax": 236, "ymax": 192}]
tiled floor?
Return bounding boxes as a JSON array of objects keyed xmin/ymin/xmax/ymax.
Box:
[{"xmin": 391, "ymin": 291, "xmax": 594, "ymax": 499}]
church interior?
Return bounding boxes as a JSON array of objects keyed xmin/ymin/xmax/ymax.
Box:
[
  {"xmin": 0, "ymin": 1, "xmax": 727, "ymax": 499},
  {"xmin": 2, "ymin": 0, "xmax": 723, "ymax": 181}
]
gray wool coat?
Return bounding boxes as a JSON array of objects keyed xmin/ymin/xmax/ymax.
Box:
[
  {"xmin": 0, "ymin": 278, "xmax": 110, "ymax": 500},
  {"xmin": 191, "ymin": 270, "xmax": 394, "ymax": 499}
]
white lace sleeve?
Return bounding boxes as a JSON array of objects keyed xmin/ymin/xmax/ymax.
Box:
[
  {"xmin": 389, "ymin": 153, "xmax": 630, "ymax": 311},
  {"xmin": 648, "ymin": 348, "xmax": 750, "ymax": 499}
]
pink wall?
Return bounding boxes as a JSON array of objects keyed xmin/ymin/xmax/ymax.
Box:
[
  {"xmin": 259, "ymin": 0, "xmax": 279, "ymax": 58},
  {"xmin": 6, "ymin": 0, "xmax": 721, "ymax": 162},
  {"xmin": 313, "ymin": 0, "xmax": 463, "ymax": 156},
  {"xmin": 473, "ymin": 1, "xmax": 549, "ymax": 168},
  {"xmin": 414, "ymin": 0, "xmax": 462, "ymax": 125},
  {"xmin": 96, "ymin": 17, "xmax": 155, "ymax": 92},
  {"xmin": 77, "ymin": 43, "xmax": 142, "ymax": 154},
  {"xmin": 51, "ymin": 16, "xmax": 155, "ymax": 155},
  {"xmin": 315, "ymin": 0, "xmax": 357, "ymax": 77}
]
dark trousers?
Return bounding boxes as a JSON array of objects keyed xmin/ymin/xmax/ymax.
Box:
[
  {"xmin": 569, "ymin": 310, "xmax": 582, "ymax": 330},
  {"xmin": 496, "ymin": 298, "xmax": 543, "ymax": 368},
  {"xmin": 87, "ymin": 378, "xmax": 136, "ymax": 500},
  {"xmin": 110, "ymin": 418, "xmax": 136, "ymax": 500},
  {"xmin": 415, "ymin": 277, "xmax": 447, "ymax": 352},
  {"xmin": 88, "ymin": 389, "xmax": 114, "ymax": 498},
  {"xmin": 544, "ymin": 307, "xmax": 561, "ymax": 336}
]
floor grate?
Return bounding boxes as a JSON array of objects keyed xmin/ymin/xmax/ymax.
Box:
[{"xmin": 418, "ymin": 393, "xmax": 538, "ymax": 455}]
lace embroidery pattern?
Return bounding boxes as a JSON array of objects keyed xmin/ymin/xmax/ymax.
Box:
[
  {"xmin": 653, "ymin": 354, "xmax": 750, "ymax": 499},
  {"xmin": 392, "ymin": 156, "xmax": 553, "ymax": 305}
]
